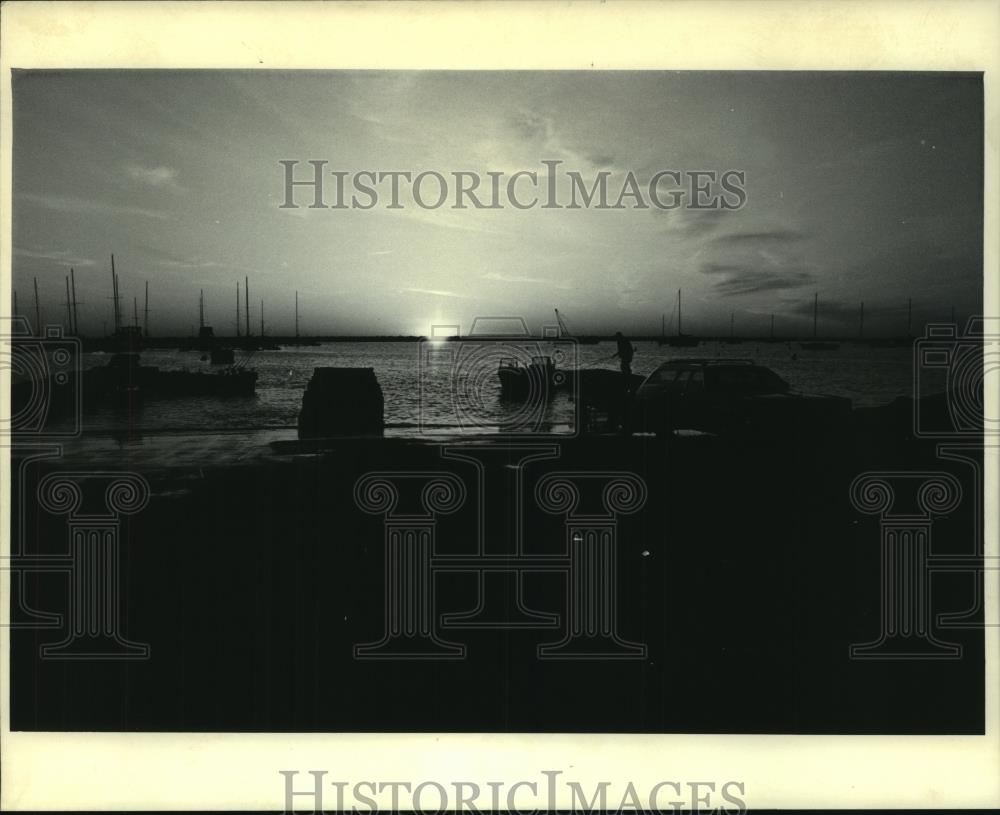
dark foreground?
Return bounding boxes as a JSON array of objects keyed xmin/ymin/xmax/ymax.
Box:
[{"xmin": 9, "ymin": 395, "xmax": 985, "ymax": 733}]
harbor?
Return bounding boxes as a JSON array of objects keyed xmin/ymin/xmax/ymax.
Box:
[{"xmin": 5, "ymin": 68, "xmax": 987, "ymax": 747}]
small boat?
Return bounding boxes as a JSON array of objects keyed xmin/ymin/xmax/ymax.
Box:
[
  {"xmin": 85, "ymin": 353, "xmax": 257, "ymax": 400},
  {"xmin": 801, "ymin": 293, "xmax": 840, "ymax": 351},
  {"xmin": 658, "ymin": 288, "xmax": 700, "ymax": 347},
  {"xmin": 723, "ymin": 312, "xmax": 743, "ymax": 344},
  {"xmin": 498, "ymin": 356, "xmax": 556, "ymax": 401}
]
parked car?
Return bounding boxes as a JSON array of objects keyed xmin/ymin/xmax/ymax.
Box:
[{"xmin": 633, "ymin": 358, "xmax": 851, "ymax": 437}]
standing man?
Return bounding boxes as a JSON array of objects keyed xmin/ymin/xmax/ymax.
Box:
[{"xmin": 612, "ymin": 331, "xmax": 634, "ymax": 376}]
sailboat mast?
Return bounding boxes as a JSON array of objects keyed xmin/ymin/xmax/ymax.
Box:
[
  {"xmin": 295, "ymin": 291, "xmax": 300, "ymax": 338},
  {"xmin": 33, "ymin": 277, "xmax": 41, "ymax": 336},
  {"xmin": 260, "ymin": 299, "xmax": 264, "ymax": 336},
  {"xmin": 144, "ymin": 281, "xmax": 149, "ymax": 336},
  {"xmin": 111, "ymin": 254, "xmax": 120, "ymax": 332},
  {"xmin": 199, "ymin": 289, "xmax": 205, "ymax": 329},
  {"xmin": 65, "ymin": 276, "xmax": 73, "ymax": 331},
  {"xmin": 813, "ymin": 292, "xmax": 818, "ymax": 339},
  {"xmin": 70, "ymin": 268, "xmax": 79, "ymax": 335},
  {"xmin": 245, "ymin": 276, "xmax": 250, "ymax": 335},
  {"xmin": 677, "ymin": 289, "xmax": 682, "ymax": 335}
]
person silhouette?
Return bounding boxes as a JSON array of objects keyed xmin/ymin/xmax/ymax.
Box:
[{"xmin": 612, "ymin": 331, "xmax": 634, "ymax": 376}]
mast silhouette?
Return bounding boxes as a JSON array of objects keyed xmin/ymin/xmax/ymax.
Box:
[
  {"xmin": 33, "ymin": 277, "xmax": 41, "ymax": 336},
  {"xmin": 295, "ymin": 291, "xmax": 300, "ymax": 339},
  {"xmin": 813, "ymin": 292, "xmax": 818, "ymax": 339},
  {"xmin": 70, "ymin": 268, "xmax": 79, "ymax": 335},
  {"xmin": 65, "ymin": 276, "xmax": 73, "ymax": 331},
  {"xmin": 144, "ymin": 281, "xmax": 149, "ymax": 336},
  {"xmin": 245, "ymin": 276, "xmax": 251, "ymax": 335},
  {"xmin": 260, "ymin": 299, "xmax": 264, "ymax": 336},
  {"xmin": 199, "ymin": 289, "xmax": 205, "ymax": 329},
  {"xmin": 110, "ymin": 254, "xmax": 121, "ymax": 333}
]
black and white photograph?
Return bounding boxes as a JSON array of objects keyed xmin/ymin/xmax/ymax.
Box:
[{"xmin": 2, "ymin": 1, "xmax": 998, "ymax": 811}]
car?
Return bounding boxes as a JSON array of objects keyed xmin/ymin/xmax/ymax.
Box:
[{"xmin": 633, "ymin": 358, "xmax": 851, "ymax": 437}]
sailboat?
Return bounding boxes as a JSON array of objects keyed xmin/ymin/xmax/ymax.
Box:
[
  {"xmin": 800, "ymin": 293, "xmax": 839, "ymax": 351},
  {"xmin": 554, "ymin": 309, "xmax": 600, "ymax": 344},
  {"xmin": 290, "ymin": 290, "xmax": 320, "ymax": 347},
  {"xmin": 723, "ymin": 311, "xmax": 743, "ymax": 344},
  {"xmin": 657, "ymin": 289, "xmax": 699, "ymax": 347}
]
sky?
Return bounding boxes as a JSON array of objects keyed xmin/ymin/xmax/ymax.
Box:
[{"xmin": 11, "ymin": 70, "xmax": 983, "ymax": 337}]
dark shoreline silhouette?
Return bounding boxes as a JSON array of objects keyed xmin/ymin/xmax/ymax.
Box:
[{"xmin": 8, "ymin": 389, "xmax": 984, "ymax": 734}]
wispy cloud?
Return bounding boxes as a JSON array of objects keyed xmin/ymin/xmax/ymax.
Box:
[
  {"xmin": 701, "ymin": 261, "xmax": 813, "ymax": 296},
  {"xmin": 482, "ymin": 271, "xmax": 572, "ymax": 289},
  {"xmin": 14, "ymin": 247, "xmax": 97, "ymax": 268},
  {"xmin": 713, "ymin": 228, "xmax": 804, "ymax": 246},
  {"xmin": 156, "ymin": 258, "xmax": 226, "ymax": 270},
  {"xmin": 401, "ymin": 287, "xmax": 472, "ymax": 299},
  {"xmin": 125, "ymin": 163, "xmax": 182, "ymax": 191},
  {"xmin": 20, "ymin": 192, "xmax": 170, "ymax": 221}
]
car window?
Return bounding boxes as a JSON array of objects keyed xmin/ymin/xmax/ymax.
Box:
[
  {"xmin": 714, "ymin": 367, "xmax": 756, "ymax": 389},
  {"xmin": 651, "ymin": 367, "xmax": 683, "ymax": 384},
  {"xmin": 684, "ymin": 369, "xmax": 705, "ymax": 394},
  {"xmin": 754, "ymin": 368, "xmax": 788, "ymax": 393}
]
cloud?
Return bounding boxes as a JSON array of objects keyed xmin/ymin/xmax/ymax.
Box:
[
  {"xmin": 13, "ymin": 247, "xmax": 97, "ymax": 268},
  {"xmin": 509, "ymin": 110, "xmax": 551, "ymax": 142},
  {"xmin": 125, "ymin": 163, "xmax": 182, "ymax": 190},
  {"xmin": 713, "ymin": 228, "xmax": 804, "ymax": 245},
  {"xmin": 19, "ymin": 192, "xmax": 170, "ymax": 221},
  {"xmin": 588, "ymin": 154, "xmax": 616, "ymax": 168},
  {"xmin": 701, "ymin": 262, "xmax": 813, "ymax": 296},
  {"xmin": 156, "ymin": 258, "xmax": 227, "ymax": 271},
  {"xmin": 401, "ymin": 287, "xmax": 472, "ymax": 299},
  {"xmin": 659, "ymin": 206, "xmax": 735, "ymax": 236},
  {"xmin": 482, "ymin": 272, "xmax": 572, "ymax": 289}
]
